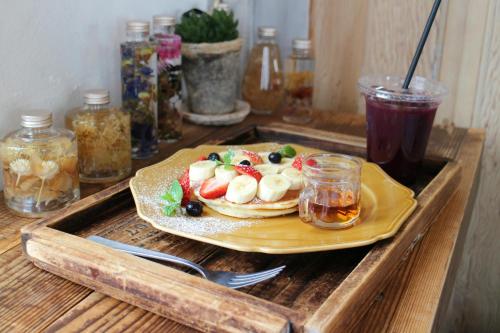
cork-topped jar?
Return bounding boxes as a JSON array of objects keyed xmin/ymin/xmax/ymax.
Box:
[{"xmin": 1, "ymin": 112, "xmax": 80, "ymax": 217}]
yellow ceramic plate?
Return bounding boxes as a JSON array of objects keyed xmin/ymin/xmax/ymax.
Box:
[{"xmin": 130, "ymin": 143, "xmax": 417, "ymax": 254}]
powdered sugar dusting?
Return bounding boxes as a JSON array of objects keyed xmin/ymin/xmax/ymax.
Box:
[{"xmin": 132, "ymin": 160, "xmax": 255, "ymax": 236}]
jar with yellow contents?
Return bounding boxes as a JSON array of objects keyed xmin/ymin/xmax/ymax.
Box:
[{"xmin": 66, "ymin": 90, "xmax": 132, "ymax": 183}]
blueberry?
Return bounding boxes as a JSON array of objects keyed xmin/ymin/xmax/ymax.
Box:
[
  {"xmin": 239, "ymin": 160, "xmax": 251, "ymax": 166},
  {"xmin": 208, "ymin": 152, "xmax": 221, "ymax": 162},
  {"xmin": 268, "ymin": 152, "xmax": 282, "ymax": 164},
  {"xmin": 186, "ymin": 201, "xmax": 203, "ymax": 217}
]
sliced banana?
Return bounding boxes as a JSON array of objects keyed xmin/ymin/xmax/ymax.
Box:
[
  {"xmin": 281, "ymin": 167, "xmax": 303, "ymax": 190},
  {"xmin": 258, "ymin": 152, "xmax": 271, "ymax": 164},
  {"xmin": 215, "ymin": 165, "xmax": 238, "ymax": 183},
  {"xmin": 257, "ymin": 174, "xmax": 291, "ymax": 202},
  {"xmin": 189, "ymin": 160, "xmax": 217, "ymax": 183},
  {"xmin": 225, "ymin": 175, "xmax": 258, "ymax": 204},
  {"xmin": 231, "ymin": 154, "xmax": 249, "ymax": 165},
  {"xmin": 254, "ymin": 164, "xmax": 279, "ymax": 176}
]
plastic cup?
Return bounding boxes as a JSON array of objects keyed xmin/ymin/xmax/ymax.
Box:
[{"xmin": 358, "ymin": 75, "xmax": 447, "ymax": 185}]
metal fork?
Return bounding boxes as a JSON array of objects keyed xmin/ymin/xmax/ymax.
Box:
[{"xmin": 88, "ymin": 236, "xmax": 285, "ymax": 289}]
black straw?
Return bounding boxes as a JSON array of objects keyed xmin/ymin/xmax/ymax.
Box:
[{"xmin": 402, "ymin": 0, "xmax": 442, "ymax": 89}]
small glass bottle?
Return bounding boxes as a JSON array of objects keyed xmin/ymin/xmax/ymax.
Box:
[
  {"xmin": 66, "ymin": 90, "xmax": 132, "ymax": 183},
  {"xmin": 242, "ymin": 27, "xmax": 284, "ymax": 115},
  {"xmin": 282, "ymin": 39, "xmax": 315, "ymax": 124},
  {"xmin": 121, "ymin": 21, "xmax": 158, "ymax": 159},
  {"xmin": 152, "ymin": 16, "xmax": 182, "ymax": 142},
  {"xmin": 1, "ymin": 112, "xmax": 80, "ymax": 218}
]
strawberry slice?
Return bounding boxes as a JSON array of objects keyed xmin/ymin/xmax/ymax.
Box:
[
  {"xmin": 178, "ymin": 169, "xmax": 191, "ymax": 206},
  {"xmin": 200, "ymin": 177, "xmax": 229, "ymax": 199},
  {"xmin": 234, "ymin": 165, "xmax": 262, "ymax": 182},
  {"xmin": 292, "ymin": 155, "xmax": 317, "ymax": 171},
  {"xmin": 242, "ymin": 150, "xmax": 264, "ymax": 164},
  {"xmin": 292, "ymin": 156, "xmax": 304, "ymax": 171},
  {"xmin": 306, "ymin": 158, "xmax": 318, "ymax": 167}
]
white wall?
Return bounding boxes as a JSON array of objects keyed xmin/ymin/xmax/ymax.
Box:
[
  {"xmin": 0, "ymin": 0, "xmax": 208, "ymax": 137},
  {"xmin": 0, "ymin": 0, "xmax": 309, "ymax": 189}
]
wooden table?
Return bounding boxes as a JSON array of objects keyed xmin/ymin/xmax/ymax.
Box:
[{"xmin": 0, "ymin": 112, "xmax": 484, "ymax": 332}]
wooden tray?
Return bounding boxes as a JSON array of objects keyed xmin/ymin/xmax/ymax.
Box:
[{"xmin": 21, "ymin": 123, "xmax": 461, "ymax": 332}]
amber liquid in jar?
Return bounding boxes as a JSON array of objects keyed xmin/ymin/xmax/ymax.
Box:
[
  {"xmin": 242, "ymin": 27, "xmax": 284, "ymax": 115},
  {"xmin": 299, "ymin": 154, "xmax": 362, "ymax": 229},
  {"xmin": 306, "ymin": 188, "xmax": 361, "ymax": 225}
]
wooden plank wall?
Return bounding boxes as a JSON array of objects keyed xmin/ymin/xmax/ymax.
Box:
[
  {"xmin": 309, "ymin": 0, "xmax": 500, "ymax": 331},
  {"xmin": 310, "ymin": 0, "xmax": 446, "ymax": 116}
]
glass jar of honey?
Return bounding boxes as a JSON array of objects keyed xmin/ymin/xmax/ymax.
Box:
[
  {"xmin": 299, "ymin": 153, "xmax": 361, "ymax": 229},
  {"xmin": 1, "ymin": 112, "xmax": 80, "ymax": 217},
  {"xmin": 242, "ymin": 27, "xmax": 284, "ymax": 115},
  {"xmin": 66, "ymin": 90, "xmax": 132, "ymax": 183}
]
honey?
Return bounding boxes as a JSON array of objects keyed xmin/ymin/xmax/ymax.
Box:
[{"xmin": 298, "ymin": 154, "xmax": 362, "ymax": 229}]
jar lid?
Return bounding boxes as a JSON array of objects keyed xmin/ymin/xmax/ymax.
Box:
[
  {"xmin": 84, "ymin": 89, "xmax": 110, "ymax": 105},
  {"xmin": 21, "ymin": 112, "xmax": 52, "ymax": 128},
  {"xmin": 293, "ymin": 39, "xmax": 312, "ymax": 50},
  {"xmin": 126, "ymin": 21, "xmax": 150, "ymax": 33},
  {"xmin": 258, "ymin": 27, "xmax": 277, "ymax": 37},
  {"xmin": 153, "ymin": 16, "xmax": 176, "ymax": 27}
]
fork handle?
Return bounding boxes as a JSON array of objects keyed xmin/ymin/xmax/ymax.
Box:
[{"xmin": 87, "ymin": 236, "xmax": 207, "ymax": 278}]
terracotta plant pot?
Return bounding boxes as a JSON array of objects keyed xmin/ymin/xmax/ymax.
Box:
[{"xmin": 182, "ymin": 38, "xmax": 243, "ymax": 115}]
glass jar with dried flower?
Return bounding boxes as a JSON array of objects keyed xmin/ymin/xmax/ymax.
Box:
[
  {"xmin": 66, "ymin": 90, "xmax": 132, "ymax": 183},
  {"xmin": 1, "ymin": 112, "xmax": 80, "ymax": 217}
]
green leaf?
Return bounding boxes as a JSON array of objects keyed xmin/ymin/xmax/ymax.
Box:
[
  {"xmin": 224, "ymin": 164, "xmax": 234, "ymax": 171},
  {"xmin": 279, "ymin": 145, "xmax": 297, "ymax": 158},
  {"xmin": 170, "ymin": 180, "xmax": 183, "ymax": 203},
  {"xmin": 176, "ymin": 8, "xmax": 239, "ymax": 43},
  {"xmin": 160, "ymin": 192, "xmax": 174, "ymax": 202},
  {"xmin": 223, "ymin": 149, "xmax": 235, "ymax": 165},
  {"xmin": 163, "ymin": 204, "xmax": 178, "ymax": 217}
]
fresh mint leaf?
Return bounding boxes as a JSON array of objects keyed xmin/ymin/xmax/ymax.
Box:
[
  {"xmin": 160, "ymin": 179, "xmax": 183, "ymax": 217},
  {"xmin": 161, "ymin": 192, "xmax": 174, "ymax": 202},
  {"xmin": 223, "ymin": 149, "xmax": 234, "ymax": 165},
  {"xmin": 170, "ymin": 180, "xmax": 183, "ymax": 203},
  {"xmin": 224, "ymin": 164, "xmax": 234, "ymax": 171},
  {"xmin": 279, "ymin": 145, "xmax": 297, "ymax": 158},
  {"xmin": 163, "ymin": 204, "xmax": 177, "ymax": 217}
]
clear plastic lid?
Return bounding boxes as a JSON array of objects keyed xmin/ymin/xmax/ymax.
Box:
[{"xmin": 358, "ymin": 75, "xmax": 447, "ymax": 103}]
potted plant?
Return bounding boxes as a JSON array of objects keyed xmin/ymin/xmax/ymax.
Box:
[{"xmin": 176, "ymin": 9, "xmax": 242, "ymax": 115}]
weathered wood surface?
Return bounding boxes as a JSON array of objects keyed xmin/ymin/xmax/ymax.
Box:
[
  {"xmin": 21, "ymin": 121, "xmax": 462, "ymax": 331},
  {"xmin": 0, "ymin": 113, "xmax": 484, "ymax": 332},
  {"xmin": 351, "ymin": 129, "xmax": 484, "ymax": 332}
]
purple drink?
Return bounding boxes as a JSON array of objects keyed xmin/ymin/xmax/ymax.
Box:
[{"xmin": 358, "ymin": 76, "xmax": 447, "ymax": 185}]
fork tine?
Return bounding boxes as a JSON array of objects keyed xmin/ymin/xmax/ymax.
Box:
[
  {"xmin": 231, "ymin": 266, "xmax": 286, "ymax": 281},
  {"xmin": 228, "ymin": 270, "xmax": 282, "ymax": 285},
  {"xmin": 228, "ymin": 272, "xmax": 282, "ymax": 289}
]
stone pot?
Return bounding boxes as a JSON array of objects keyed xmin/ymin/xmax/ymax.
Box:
[{"xmin": 182, "ymin": 38, "xmax": 243, "ymax": 115}]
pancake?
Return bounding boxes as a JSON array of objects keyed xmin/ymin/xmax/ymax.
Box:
[
  {"xmin": 204, "ymin": 202, "xmax": 298, "ymax": 218},
  {"xmin": 195, "ymin": 189, "xmax": 299, "ymax": 210},
  {"xmin": 194, "ymin": 148, "xmax": 301, "ymax": 219}
]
